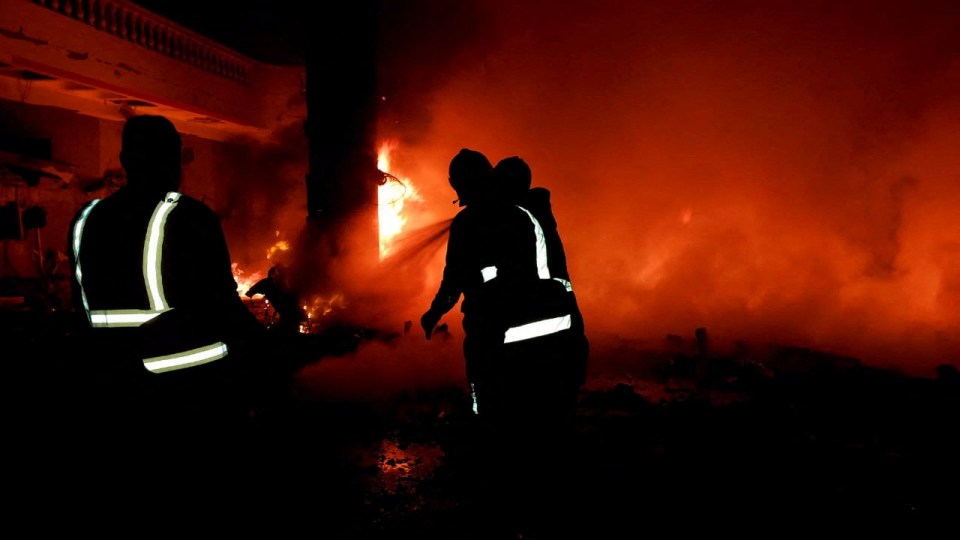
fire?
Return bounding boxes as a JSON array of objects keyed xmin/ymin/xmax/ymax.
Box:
[
  {"xmin": 233, "ymin": 232, "xmax": 291, "ymax": 326},
  {"xmin": 300, "ymin": 293, "xmax": 348, "ymax": 333},
  {"xmin": 377, "ymin": 141, "xmax": 421, "ymax": 259},
  {"xmin": 267, "ymin": 236, "xmax": 289, "ymax": 261},
  {"xmin": 232, "ymin": 263, "xmax": 264, "ymax": 295},
  {"xmin": 232, "ymin": 234, "xmax": 290, "ymax": 295}
]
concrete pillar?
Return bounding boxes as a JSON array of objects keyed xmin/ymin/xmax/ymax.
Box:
[{"xmin": 302, "ymin": 1, "xmax": 381, "ymax": 284}]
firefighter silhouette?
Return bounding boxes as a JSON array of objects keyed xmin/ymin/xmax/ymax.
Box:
[
  {"xmin": 492, "ymin": 155, "xmax": 589, "ymax": 411},
  {"xmin": 422, "ymin": 149, "xmax": 587, "ymax": 423},
  {"xmin": 246, "ymin": 264, "xmax": 303, "ymax": 335},
  {"xmin": 66, "ymin": 115, "xmax": 303, "ymax": 451},
  {"xmin": 64, "ymin": 114, "xmax": 348, "ymax": 532},
  {"xmin": 422, "ymin": 148, "xmax": 525, "ymax": 417}
]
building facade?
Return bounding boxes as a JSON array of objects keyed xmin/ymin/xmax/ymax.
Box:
[{"xmin": 0, "ymin": 0, "xmax": 307, "ymax": 310}]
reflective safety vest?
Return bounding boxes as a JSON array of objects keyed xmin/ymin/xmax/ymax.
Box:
[
  {"xmin": 479, "ymin": 206, "xmax": 574, "ymax": 344},
  {"xmin": 71, "ymin": 191, "xmax": 229, "ymax": 374}
]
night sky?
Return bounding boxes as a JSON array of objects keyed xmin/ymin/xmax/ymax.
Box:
[{"xmin": 131, "ymin": 0, "xmax": 307, "ymax": 64}]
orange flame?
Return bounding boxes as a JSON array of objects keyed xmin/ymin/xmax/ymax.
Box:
[
  {"xmin": 377, "ymin": 141, "xmax": 421, "ymax": 259},
  {"xmin": 267, "ymin": 234, "xmax": 290, "ymax": 261},
  {"xmin": 233, "ymin": 232, "xmax": 290, "ymax": 295},
  {"xmin": 267, "ymin": 242, "xmax": 289, "ymax": 259},
  {"xmin": 300, "ymin": 293, "xmax": 348, "ymax": 333},
  {"xmin": 232, "ymin": 263, "xmax": 264, "ymax": 295}
]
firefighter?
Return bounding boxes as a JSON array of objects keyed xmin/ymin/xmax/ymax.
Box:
[
  {"xmin": 246, "ymin": 263, "xmax": 304, "ymax": 335},
  {"xmin": 421, "ymin": 149, "xmax": 586, "ymax": 428},
  {"xmin": 421, "ymin": 148, "xmax": 587, "ymax": 534},
  {"xmin": 66, "ymin": 115, "xmax": 287, "ymax": 455},
  {"xmin": 420, "ymin": 148, "xmax": 537, "ymax": 421},
  {"xmin": 492, "ymin": 155, "xmax": 589, "ymax": 413},
  {"xmin": 490, "ymin": 156, "xmax": 591, "ymax": 535}
]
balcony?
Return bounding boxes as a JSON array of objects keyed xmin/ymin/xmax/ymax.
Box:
[{"xmin": 0, "ymin": 0, "xmax": 305, "ymax": 141}]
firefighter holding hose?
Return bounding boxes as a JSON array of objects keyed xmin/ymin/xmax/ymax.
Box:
[{"xmin": 420, "ymin": 148, "xmax": 588, "ymax": 534}]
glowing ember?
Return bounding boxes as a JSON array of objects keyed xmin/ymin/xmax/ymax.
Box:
[
  {"xmin": 300, "ymin": 293, "xmax": 348, "ymax": 333},
  {"xmin": 377, "ymin": 141, "xmax": 421, "ymax": 259},
  {"xmin": 374, "ymin": 439, "xmax": 444, "ymax": 495}
]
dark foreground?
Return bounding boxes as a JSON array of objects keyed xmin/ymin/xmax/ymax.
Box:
[{"xmin": 6, "ymin": 312, "xmax": 960, "ymax": 538}]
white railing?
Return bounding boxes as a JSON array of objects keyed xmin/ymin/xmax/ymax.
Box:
[{"xmin": 31, "ymin": 0, "xmax": 253, "ymax": 83}]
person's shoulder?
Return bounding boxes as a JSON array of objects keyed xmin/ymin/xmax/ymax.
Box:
[
  {"xmin": 172, "ymin": 192, "xmax": 208, "ymax": 208},
  {"xmin": 451, "ymin": 206, "xmax": 476, "ymax": 222},
  {"xmin": 527, "ymin": 187, "xmax": 551, "ymax": 202},
  {"xmin": 459, "ymin": 202, "xmax": 525, "ymax": 220},
  {"xmin": 522, "ymin": 188, "xmax": 556, "ymax": 223},
  {"xmin": 71, "ymin": 196, "xmax": 104, "ymax": 217},
  {"xmin": 448, "ymin": 208, "xmax": 472, "ymax": 235},
  {"xmin": 523, "ymin": 188, "xmax": 552, "ymax": 212},
  {"xmin": 168, "ymin": 194, "xmax": 225, "ymax": 234},
  {"xmin": 172, "ymin": 194, "xmax": 218, "ymax": 217}
]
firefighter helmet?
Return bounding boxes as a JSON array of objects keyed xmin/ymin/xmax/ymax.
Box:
[
  {"xmin": 493, "ymin": 156, "xmax": 531, "ymax": 202},
  {"xmin": 448, "ymin": 148, "xmax": 492, "ymax": 207},
  {"xmin": 119, "ymin": 115, "xmax": 183, "ymax": 192}
]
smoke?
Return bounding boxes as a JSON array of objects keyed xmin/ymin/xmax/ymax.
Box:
[
  {"xmin": 377, "ymin": 0, "xmax": 496, "ymax": 147},
  {"xmin": 295, "ymin": 329, "xmax": 466, "ymax": 403},
  {"xmin": 215, "ymin": 122, "xmax": 309, "ymax": 273},
  {"xmin": 208, "ymin": 0, "xmax": 960, "ymax": 390},
  {"xmin": 373, "ymin": 0, "xmax": 960, "ymax": 376}
]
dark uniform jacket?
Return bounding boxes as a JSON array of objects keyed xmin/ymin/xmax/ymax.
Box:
[
  {"xmin": 428, "ymin": 198, "xmax": 573, "ymax": 343},
  {"xmin": 68, "ymin": 187, "xmax": 267, "ymax": 432},
  {"xmin": 516, "ymin": 187, "xmax": 585, "ymax": 334},
  {"xmin": 519, "ymin": 187, "xmax": 570, "ymax": 283}
]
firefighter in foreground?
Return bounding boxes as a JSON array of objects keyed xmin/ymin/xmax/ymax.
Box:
[
  {"xmin": 65, "ymin": 116, "xmax": 329, "ymax": 514},
  {"xmin": 420, "ymin": 148, "xmax": 588, "ymax": 533},
  {"xmin": 68, "ymin": 114, "xmax": 276, "ymax": 435}
]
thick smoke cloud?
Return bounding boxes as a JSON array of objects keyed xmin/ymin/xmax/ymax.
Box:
[
  {"xmin": 374, "ymin": 0, "xmax": 960, "ymax": 376},
  {"xmin": 216, "ymin": 123, "xmax": 309, "ymax": 272},
  {"xmin": 205, "ymin": 1, "xmax": 960, "ymax": 390}
]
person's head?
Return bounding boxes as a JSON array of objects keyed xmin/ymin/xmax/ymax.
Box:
[
  {"xmin": 448, "ymin": 148, "xmax": 492, "ymax": 207},
  {"xmin": 493, "ymin": 156, "xmax": 532, "ymax": 203},
  {"xmin": 119, "ymin": 115, "xmax": 182, "ymax": 194}
]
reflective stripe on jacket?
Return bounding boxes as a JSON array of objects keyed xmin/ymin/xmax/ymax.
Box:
[
  {"xmin": 72, "ymin": 191, "xmax": 228, "ymax": 372},
  {"xmin": 479, "ymin": 205, "xmax": 573, "ymax": 344}
]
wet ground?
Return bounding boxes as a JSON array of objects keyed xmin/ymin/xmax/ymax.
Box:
[
  {"xmin": 276, "ymin": 360, "xmax": 959, "ymax": 538},
  {"xmin": 5, "ymin": 310, "xmax": 960, "ymax": 537}
]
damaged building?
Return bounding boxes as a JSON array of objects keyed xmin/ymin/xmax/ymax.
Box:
[{"xmin": 0, "ymin": 0, "xmax": 381, "ymax": 318}]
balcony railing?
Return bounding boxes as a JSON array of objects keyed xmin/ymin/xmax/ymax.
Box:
[{"xmin": 31, "ymin": 0, "xmax": 253, "ymax": 83}]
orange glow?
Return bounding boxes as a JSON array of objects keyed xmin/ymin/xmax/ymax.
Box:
[
  {"xmin": 373, "ymin": 439, "xmax": 443, "ymax": 495},
  {"xmin": 367, "ymin": 2, "xmax": 960, "ymax": 377},
  {"xmin": 266, "ymin": 236, "xmax": 290, "ymax": 261},
  {"xmin": 377, "ymin": 141, "xmax": 421, "ymax": 259},
  {"xmin": 204, "ymin": 3, "xmax": 960, "ymax": 378},
  {"xmin": 232, "ymin": 263, "xmax": 264, "ymax": 295},
  {"xmin": 300, "ymin": 293, "xmax": 348, "ymax": 333},
  {"xmin": 233, "ymin": 233, "xmax": 289, "ymax": 296}
]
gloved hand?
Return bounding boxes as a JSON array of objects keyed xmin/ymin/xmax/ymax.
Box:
[{"xmin": 421, "ymin": 309, "xmax": 442, "ymax": 340}]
